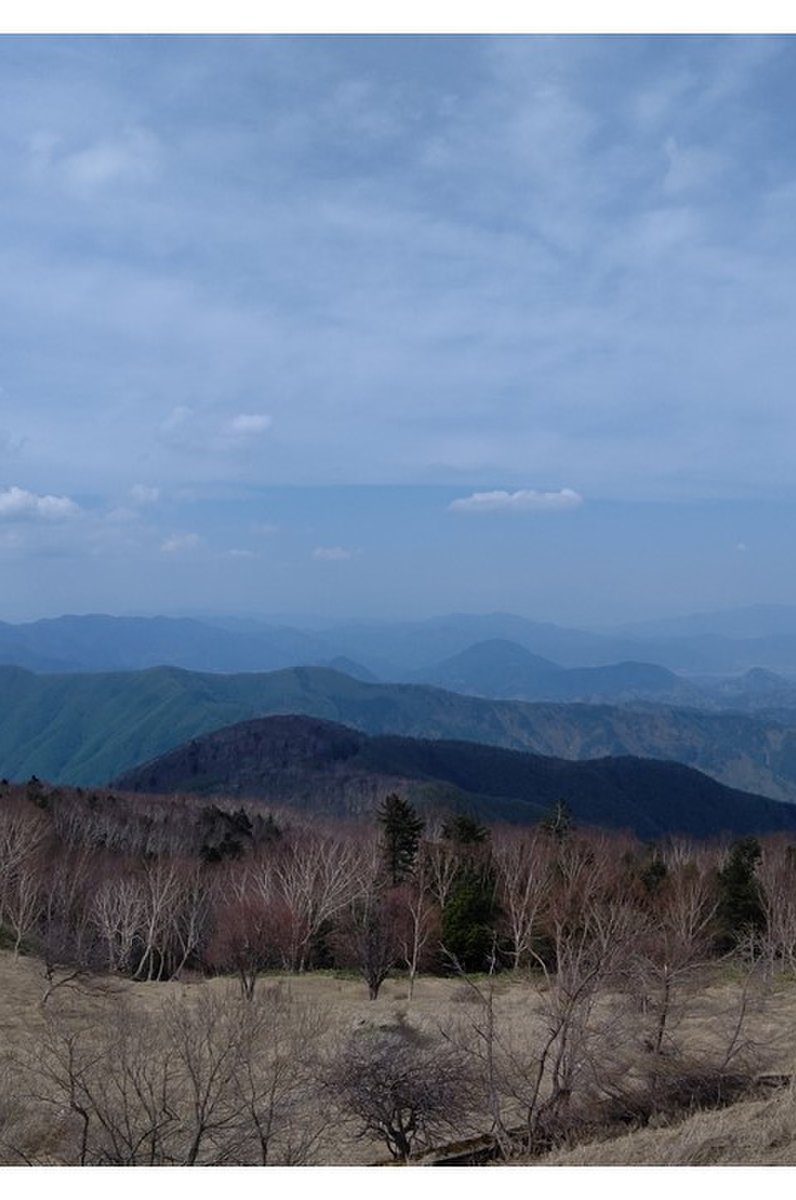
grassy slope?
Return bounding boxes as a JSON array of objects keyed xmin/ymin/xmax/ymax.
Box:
[
  {"xmin": 2, "ymin": 949, "xmax": 796, "ymax": 1167},
  {"xmin": 536, "ymin": 1088, "xmax": 796, "ymax": 1166}
]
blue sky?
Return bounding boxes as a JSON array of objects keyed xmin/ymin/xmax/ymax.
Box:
[{"xmin": 2, "ymin": 34, "xmax": 796, "ymax": 624}]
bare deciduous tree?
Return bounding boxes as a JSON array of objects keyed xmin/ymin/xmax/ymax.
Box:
[
  {"xmin": 629, "ymin": 859, "xmax": 719, "ymax": 1058},
  {"xmin": 328, "ymin": 1026, "xmax": 475, "ymax": 1160},
  {"xmin": 207, "ymin": 892, "xmax": 276, "ymax": 999},
  {"xmin": 758, "ymin": 837, "xmax": 796, "ymax": 974},
  {"xmin": 17, "ymin": 984, "xmax": 329, "ymax": 1165},
  {"xmin": 398, "ymin": 849, "xmax": 440, "ymax": 999},
  {"xmin": 0, "ymin": 797, "xmax": 49, "ymax": 953},
  {"xmin": 91, "ymin": 872, "xmax": 146, "ymax": 974},
  {"xmin": 337, "ymin": 886, "xmax": 404, "ymax": 1001},
  {"xmin": 424, "ymin": 836, "xmax": 459, "ymax": 912},
  {"xmin": 275, "ymin": 832, "xmax": 366, "ymax": 971},
  {"xmin": 493, "ymin": 828, "xmax": 552, "ymax": 971}
]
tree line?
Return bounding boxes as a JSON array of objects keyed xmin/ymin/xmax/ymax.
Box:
[{"xmin": 0, "ymin": 779, "xmax": 789, "ymax": 997}]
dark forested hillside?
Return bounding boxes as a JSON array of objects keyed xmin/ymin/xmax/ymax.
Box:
[
  {"xmin": 5, "ymin": 664, "xmax": 796, "ymax": 802},
  {"xmin": 112, "ymin": 714, "xmax": 796, "ymax": 839}
]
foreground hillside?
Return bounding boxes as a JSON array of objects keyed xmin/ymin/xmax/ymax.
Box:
[
  {"xmin": 537, "ymin": 1088, "xmax": 796, "ymax": 1166},
  {"xmin": 2, "ymin": 948, "xmax": 795, "ymax": 1167},
  {"xmin": 4, "ymin": 771, "xmax": 796, "ymax": 1166},
  {"xmin": 113, "ymin": 713, "xmax": 796, "ymax": 838},
  {"xmin": 5, "ymin": 664, "xmax": 796, "ymax": 803}
]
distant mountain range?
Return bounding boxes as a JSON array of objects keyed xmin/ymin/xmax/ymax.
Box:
[
  {"xmin": 614, "ymin": 604, "xmax": 796, "ymax": 642},
  {"xmin": 112, "ymin": 714, "xmax": 796, "ymax": 840},
  {"xmin": 411, "ymin": 639, "xmax": 706, "ymax": 706},
  {"xmin": 5, "ymin": 609, "xmax": 796, "ymax": 685},
  {"xmin": 5, "ymin": 662, "xmax": 796, "ymax": 804},
  {"xmin": 410, "ymin": 639, "xmax": 796, "ymax": 713},
  {"xmin": 0, "ymin": 614, "xmax": 331, "ymax": 674}
]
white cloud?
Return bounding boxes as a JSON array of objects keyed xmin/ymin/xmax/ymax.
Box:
[
  {"xmin": 130, "ymin": 484, "xmax": 160, "ymax": 505},
  {"xmin": 448, "ymin": 487, "xmax": 583, "ymax": 514},
  {"xmin": 61, "ymin": 128, "xmax": 159, "ymax": 191},
  {"xmin": 313, "ymin": 545, "xmax": 358, "ymax": 561},
  {"xmin": 736, "ymin": 541, "xmax": 748, "ymax": 553},
  {"xmin": 160, "ymin": 532, "xmax": 201, "ymax": 554},
  {"xmin": 160, "ymin": 407, "xmax": 272, "ymax": 457},
  {"xmin": 227, "ymin": 547, "xmax": 257, "ymax": 558},
  {"xmin": 228, "ymin": 413, "xmax": 272, "ymax": 436},
  {"xmin": 7, "ymin": 38, "xmax": 796, "ymax": 507},
  {"xmin": 252, "ymin": 521, "xmax": 279, "ymax": 536},
  {"xmin": 0, "ymin": 486, "xmax": 79, "ymax": 521}
]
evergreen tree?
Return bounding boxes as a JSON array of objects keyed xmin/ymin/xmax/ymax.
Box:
[
  {"xmin": 540, "ymin": 798, "xmax": 574, "ymax": 841},
  {"xmin": 378, "ymin": 793, "xmax": 424, "ymax": 886},
  {"xmin": 716, "ymin": 836, "xmax": 766, "ymax": 952},
  {"xmin": 439, "ymin": 812, "xmax": 498, "ymax": 971},
  {"xmin": 441, "ymin": 862, "xmax": 499, "ymax": 972},
  {"xmin": 441, "ymin": 813, "xmax": 488, "ymax": 845},
  {"xmin": 639, "ymin": 851, "xmax": 668, "ymax": 895}
]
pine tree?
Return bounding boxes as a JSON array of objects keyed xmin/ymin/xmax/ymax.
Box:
[
  {"xmin": 439, "ymin": 812, "xmax": 497, "ymax": 971},
  {"xmin": 441, "ymin": 813, "xmax": 488, "ymax": 845},
  {"xmin": 378, "ymin": 794, "xmax": 424, "ymax": 886},
  {"xmin": 716, "ymin": 836, "xmax": 766, "ymax": 952},
  {"xmin": 441, "ymin": 862, "xmax": 498, "ymax": 972},
  {"xmin": 540, "ymin": 798, "xmax": 574, "ymax": 841}
]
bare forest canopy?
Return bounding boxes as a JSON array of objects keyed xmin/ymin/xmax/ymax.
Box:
[{"xmin": 0, "ymin": 775, "xmax": 792, "ymax": 985}]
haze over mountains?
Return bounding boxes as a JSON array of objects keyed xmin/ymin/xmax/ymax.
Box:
[
  {"xmin": 5, "ymin": 607, "xmax": 796, "ymax": 686},
  {"xmin": 613, "ymin": 605, "xmax": 796, "ymax": 642},
  {"xmin": 0, "ymin": 614, "xmax": 329, "ymax": 675},
  {"xmin": 412, "ymin": 640, "xmax": 706, "ymax": 706}
]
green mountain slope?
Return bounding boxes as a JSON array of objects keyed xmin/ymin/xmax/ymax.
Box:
[{"xmin": 5, "ymin": 664, "xmax": 796, "ymax": 802}]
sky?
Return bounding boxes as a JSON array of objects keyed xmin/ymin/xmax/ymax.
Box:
[{"xmin": 2, "ymin": 33, "xmax": 796, "ymax": 625}]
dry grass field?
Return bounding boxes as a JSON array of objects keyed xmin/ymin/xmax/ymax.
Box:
[
  {"xmin": 0, "ymin": 953, "xmax": 509, "ymax": 1165},
  {"xmin": 535, "ymin": 1087, "xmax": 796, "ymax": 1165},
  {"xmin": 2, "ymin": 950, "xmax": 796, "ymax": 1166}
]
